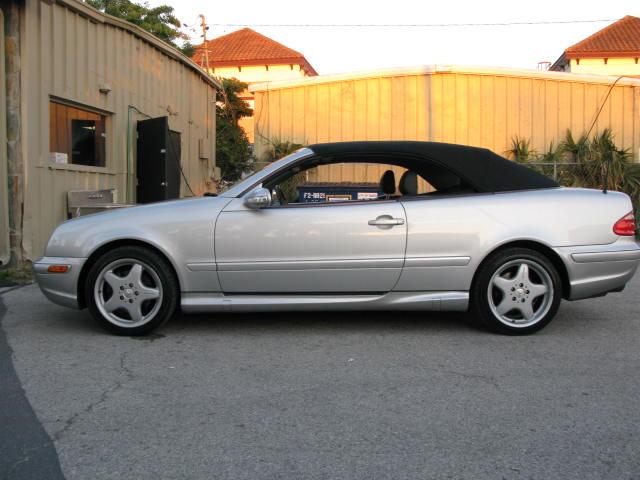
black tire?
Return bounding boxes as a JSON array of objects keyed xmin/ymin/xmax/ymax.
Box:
[
  {"xmin": 470, "ymin": 247, "xmax": 562, "ymax": 335},
  {"xmin": 84, "ymin": 246, "xmax": 178, "ymax": 336}
]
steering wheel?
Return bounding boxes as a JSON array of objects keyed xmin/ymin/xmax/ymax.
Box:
[{"xmin": 274, "ymin": 186, "xmax": 288, "ymax": 206}]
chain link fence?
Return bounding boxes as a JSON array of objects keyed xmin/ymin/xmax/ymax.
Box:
[{"xmin": 518, "ymin": 161, "xmax": 584, "ymax": 185}]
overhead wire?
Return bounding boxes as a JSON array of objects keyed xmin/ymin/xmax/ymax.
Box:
[{"xmin": 208, "ymin": 19, "xmax": 618, "ymax": 28}]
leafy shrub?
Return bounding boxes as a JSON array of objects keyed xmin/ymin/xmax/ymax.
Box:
[{"xmin": 262, "ymin": 139, "xmax": 306, "ymax": 162}]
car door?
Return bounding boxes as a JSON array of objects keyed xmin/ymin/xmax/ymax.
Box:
[{"xmin": 214, "ymin": 197, "xmax": 407, "ymax": 293}]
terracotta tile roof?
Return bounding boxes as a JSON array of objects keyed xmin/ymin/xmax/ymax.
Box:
[
  {"xmin": 192, "ymin": 28, "xmax": 318, "ymax": 75},
  {"xmin": 565, "ymin": 15, "xmax": 640, "ymax": 58}
]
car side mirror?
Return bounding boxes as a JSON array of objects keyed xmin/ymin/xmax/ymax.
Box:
[{"xmin": 244, "ymin": 187, "xmax": 272, "ymax": 209}]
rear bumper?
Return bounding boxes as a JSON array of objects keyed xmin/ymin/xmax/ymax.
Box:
[
  {"xmin": 554, "ymin": 239, "xmax": 640, "ymax": 300},
  {"xmin": 33, "ymin": 257, "xmax": 87, "ymax": 309}
]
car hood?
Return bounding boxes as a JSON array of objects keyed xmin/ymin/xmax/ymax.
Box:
[
  {"xmin": 45, "ymin": 196, "xmax": 231, "ymax": 258},
  {"xmin": 65, "ymin": 196, "xmax": 223, "ymax": 222}
]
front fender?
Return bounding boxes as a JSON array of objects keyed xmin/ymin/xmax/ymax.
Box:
[{"xmin": 45, "ymin": 197, "xmax": 229, "ymax": 293}]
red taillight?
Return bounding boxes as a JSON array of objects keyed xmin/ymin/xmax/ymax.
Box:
[{"xmin": 613, "ymin": 212, "xmax": 636, "ymax": 236}]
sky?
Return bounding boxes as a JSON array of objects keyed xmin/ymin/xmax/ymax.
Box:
[{"xmin": 148, "ymin": 0, "xmax": 640, "ymax": 75}]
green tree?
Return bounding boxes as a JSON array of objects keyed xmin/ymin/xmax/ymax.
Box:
[
  {"xmin": 179, "ymin": 41, "xmax": 196, "ymax": 58},
  {"xmin": 85, "ymin": 0, "xmax": 192, "ymax": 54},
  {"xmin": 216, "ymin": 78, "xmax": 253, "ymax": 182}
]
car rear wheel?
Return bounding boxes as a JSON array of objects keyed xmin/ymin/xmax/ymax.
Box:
[
  {"xmin": 85, "ymin": 246, "xmax": 178, "ymax": 335},
  {"xmin": 471, "ymin": 247, "xmax": 562, "ymax": 335}
]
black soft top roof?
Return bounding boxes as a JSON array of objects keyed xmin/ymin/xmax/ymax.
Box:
[{"xmin": 308, "ymin": 141, "xmax": 558, "ymax": 193}]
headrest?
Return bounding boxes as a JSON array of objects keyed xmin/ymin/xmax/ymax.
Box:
[
  {"xmin": 399, "ymin": 171, "xmax": 418, "ymax": 196},
  {"xmin": 379, "ymin": 170, "xmax": 396, "ymax": 195}
]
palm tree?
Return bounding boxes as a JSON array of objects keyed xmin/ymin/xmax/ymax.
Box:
[
  {"xmin": 561, "ymin": 129, "xmax": 640, "ymax": 230},
  {"xmin": 506, "ymin": 137, "xmax": 535, "ymax": 163},
  {"xmin": 509, "ymin": 129, "xmax": 639, "ymax": 233}
]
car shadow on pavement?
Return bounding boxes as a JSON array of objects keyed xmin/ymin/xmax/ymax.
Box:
[
  {"xmin": 43, "ymin": 306, "xmax": 479, "ymax": 337},
  {"xmin": 23, "ymin": 284, "xmax": 597, "ymax": 338},
  {"xmin": 170, "ymin": 310, "xmax": 478, "ymax": 335},
  {"xmin": 161, "ymin": 297, "xmax": 605, "ymax": 337}
]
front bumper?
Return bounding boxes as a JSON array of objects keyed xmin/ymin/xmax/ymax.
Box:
[
  {"xmin": 33, "ymin": 257, "xmax": 87, "ymax": 309},
  {"xmin": 554, "ymin": 239, "xmax": 640, "ymax": 300}
]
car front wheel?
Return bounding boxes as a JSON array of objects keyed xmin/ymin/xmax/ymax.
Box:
[
  {"xmin": 471, "ymin": 247, "xmax": 562, "ymax": 335},
  {"xmin": 85, "ymin": 246, "xmax": 178, "ymax": 335}
]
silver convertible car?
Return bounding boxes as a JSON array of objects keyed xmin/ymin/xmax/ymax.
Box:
[{"xmin": 34, "ymin": 141, "xmax": 640, "ymax": 335}]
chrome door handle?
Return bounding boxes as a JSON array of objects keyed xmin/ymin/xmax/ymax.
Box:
[{"xmin": 368, "ymin": 216, "xmax": 405, "ymax": 227}]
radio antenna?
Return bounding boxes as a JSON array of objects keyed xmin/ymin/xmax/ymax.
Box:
[{"xmin": 584, "ymin": 75, "xmax": 625, "ymax": 194}]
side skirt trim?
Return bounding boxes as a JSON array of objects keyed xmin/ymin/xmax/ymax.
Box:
[{"xmin": 181, "ymin": 291, "xmax": 469, "ymax": 313}]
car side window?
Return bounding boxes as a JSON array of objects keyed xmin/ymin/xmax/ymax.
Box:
[{"xmin": 265, "ymin": 162, "xmax": 433, "ymax": 206}]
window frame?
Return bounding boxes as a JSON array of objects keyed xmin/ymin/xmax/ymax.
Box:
[
  {"xmin": 264, "ymin": 196, "xmax": 401, "ymax": 210},
  {"xmin": 234, "ymin": 150, "xmax": 483, "ymax": 208},
  {"xmin": 258, "ymin": 156, "xmax": 431, "ymax": 209},
  {"xmin": 48, "ymin": 97, "xmax": 111, "ymax": 171}
]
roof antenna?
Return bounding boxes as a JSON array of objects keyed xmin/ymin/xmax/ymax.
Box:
[
  {"xmin": 584, "ymin": 75, "xmax": 625, "ymax": 194},
  {"xmin": 198, "ymin": 14, "xmax": 210, "ymax": 72}
]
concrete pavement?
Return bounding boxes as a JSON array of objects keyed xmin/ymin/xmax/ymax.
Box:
[
  {"xmin": 0, "ymin": 292, "xmax": 64, "ymax": 480},
  {"xmin": 1, "ymin": 278, "xmax": 639, "ymax": 479}
]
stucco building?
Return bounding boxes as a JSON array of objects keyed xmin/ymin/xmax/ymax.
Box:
[
  {"xmin": 192, "ymin": 28, "xmax": 317, "ymax": 141},
  {"xmin": 1, "ymin": 0, "xmax": 220, "ymax": 267},
  {"xmin": 550, "ymin": 16, "xmax": 640, "ymax": 76}
]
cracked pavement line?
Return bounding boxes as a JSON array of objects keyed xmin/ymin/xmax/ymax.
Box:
[
  {"xmin": 52, "ymin": 351, "xmax": 136, "ymax": 441},
  {"xmin": 0, "ymin": 291, "xmax": 65, "ymax": 480}
]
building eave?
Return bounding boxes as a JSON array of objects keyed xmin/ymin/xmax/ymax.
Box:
[
  {"xmin": 565, "ymin": 51, "xmax": 640, "ymax": 59},
  {"xmin": 250, "ymin": 64, "xmax": 640, "ymax": 92},
  {"xmin": 199, "ymin": 57, "xmax": 318, "ymax": 76}
]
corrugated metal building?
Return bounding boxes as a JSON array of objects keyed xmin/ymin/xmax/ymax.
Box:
[
  {"xmin": 250, "ymin": 65, "xmax": 640, "ymax": 183},
  {"xmin": 1, "ymin": 0, "xmax": 220, "ymax": 266}
]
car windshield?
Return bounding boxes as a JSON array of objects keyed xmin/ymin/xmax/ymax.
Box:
[{"xmin": 219, "ymin": 148, "xmax": 313, "ymax": 197}]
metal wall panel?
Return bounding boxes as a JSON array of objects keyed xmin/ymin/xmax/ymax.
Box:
[
  {"xmin": 20, "ymin": 0, "xmax": 217, "ymax": 259},
  {"xmin": 252, "ymin": 68, "xmax": 640, "ymax": 181}
]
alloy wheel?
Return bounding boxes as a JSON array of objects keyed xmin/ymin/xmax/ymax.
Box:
[
  {"xmin": 94, "ymin": 258, "xmax": 164, "ymax": 328},
  {"xmin": 487, "ymin": 259, "xmax": 554, "ymax": 328}
]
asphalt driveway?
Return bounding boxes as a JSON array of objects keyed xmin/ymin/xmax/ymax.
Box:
[{"xmin": 1, "ymin": 278, "xmax": 639, "ymax": 480}]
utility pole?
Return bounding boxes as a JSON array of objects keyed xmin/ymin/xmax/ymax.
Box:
[{"xmin": 198, "ymin": 14, "xmax": 210, "ymax": 73}]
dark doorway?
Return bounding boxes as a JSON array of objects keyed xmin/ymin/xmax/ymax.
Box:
[{"xmin": 136, "ymin": 117, "xmax": 182, "ymax": 204}]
